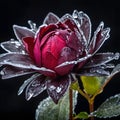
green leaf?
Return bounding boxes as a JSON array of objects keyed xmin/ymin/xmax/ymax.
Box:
[
  {"xmin": 80, "ymin": 76, "xmax": 106, "ymax": 95},
  {"xmin": 35, "ymin": 90, "xmax": 77, "ymax": 120},
  {"xmin": 91, "ymin": 93, "xmax": 120, "ymax": 118},
  {"xmin": 74, "ymin": 112, "xmax": 89, "ymax": 119},
  {"xmin": 70, "ymin": 81, "xmax": 79, "ymax": 91}
]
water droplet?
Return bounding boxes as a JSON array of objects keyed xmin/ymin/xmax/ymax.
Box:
[
  {"xmin": 26, "ymin": 91, "xmax": 34, "ymax": 100},
  {"xmin": 73, "ymin": 10, "xmax": 79, "ymax": 19},
  {"xmin": 114, "ymin": 52, "xmax": 120, "ymax": 60},
  {"xmin": 56, "ymin": 87, "xmax": 61, "ymax": 93},
  {"xmin": 28, "ymin": 20, "xmax": 37, "ymax": 32},
  {"xmin": 0, "ymin": 70, "xmax": 5, "ymax": 75}
]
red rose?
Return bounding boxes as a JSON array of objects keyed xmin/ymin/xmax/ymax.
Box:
[
  {"xmin": 1, "ymin": 10, "xmax": 118, "ymax": 103},
  {"xmin": 23, "ymin": 18, "xmax": 86, "ymax": 77}
]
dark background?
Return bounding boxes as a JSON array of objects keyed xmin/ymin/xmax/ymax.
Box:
[{"xmin": 0, "ymin": 0, "xmax": 120, "ymax": 120}]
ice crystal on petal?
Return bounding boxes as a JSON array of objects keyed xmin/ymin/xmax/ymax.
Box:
[
  {"xmin": 1, "ymin": 66, "xmax": 34, "ymax": 79},
  {"xmin": 84, "ymin": 52, "xmax": 119, "ymax": 68},
  {"xmin": 13, "ymin": 25, "xmax": 35, "ymax": 43},
  {"xmin": 18, "ymin": 73, "xmax": 41, "ymax": 95},
  {"xmin": 25, "ymin": 74, "xmax": 47, "ymax": 100},
  {"xmin": 56, "ymin": 54, "xmax": 91, "ymax": 68},
  {"xmin": 28, "ymin": 20, "xmax": 37, "ymax": 32},
  {"xmin": 1, "ymin": 39, "xmax": 26, "ymax": 54},
  {"xmin": 43, "ymin": 12, "xmax": 60, "ymax": 25},
  {"xmin": 47, "ymin": 76, "xmax": 70, "ymax": 104}
]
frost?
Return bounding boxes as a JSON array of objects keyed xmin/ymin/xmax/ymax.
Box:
[
  {"xmin": 35, "ymin": 90, "xmax": 78, "ymax": 120},
  {"xmin": 25, "ymin": 74, "xmax": 47, "ymax": 100},
  {"xmin": 56, "ymin": 54, "xmax": 91, "ymax": 68},
  {"xmin": 13, "ymin": 24, "xmax": 35, "ymax": 43},
  {"xmin": 89, "ymin": 21, "xmax": 110, "ymax": 54},
  {"xmin": 43, "ymin": 12, "xmax": 60, "ymax": 25},
  {"xmin": 84, "ymin": 52, "xmax": 119, "ymax": 68},
  {"xmin": 0, "ymin": 53, "xmax": 55, "ymax": 74},
  {"xmin": 18, "ymin": 73, "xmax": 41, "ymax": 95},
  {"xmin": 1, "ymin": 66, "xmax": 34, "ymax": 79},
  {"xmin": 0, "ymin": 39, "xmax": 26, "ymax": 54},
  {"xmin": 91, "ymin": 93, "xmax": 120, "ymax": 118},
  {"xmin": 28, "ymin": 20, "xmax": 37, "ymax": 32}
]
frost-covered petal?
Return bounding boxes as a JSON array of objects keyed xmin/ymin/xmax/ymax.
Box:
[
  {"xmin": 78, "ymin": 67, "xmax": 110, "ymax": 76},
  {"xmin": 60, "ymin": 13, "xmax": 78, "ymax": 31},
  {"xmin": 61, "ymin": 12, "xmax": 88, "ymax": 50},
  {"xmin": 0, "ymin": 53, "xmax": 56, "ymax": 77},
  {"xmin": 55, "ymin": 47, "xmax": 76, "ymax": 76},
  {"xmin": 47, "ymin": 75, "xmax": 70, "ymax": 104},
  {"xmin": 55, "ymin": 64, "xmax": 74, "ymax": 76},
  {"xmin": 0, "ymin": 39, "xmax": 26, "ymax": 54},
  {"xmin": 13, "ymin": 25, "xmax": 35, "ymax": 42},
  {"xmin": 23, "ymin": 37, "xmax": 35, "ymax": 59},
  {"xmin": 85, "ymin": 53, "xmax": 119, "ymax": 68},
  {"xmin": 1, "ymin": 66, "xmax": 35, "ymax": 79},
  {"xmin": 72, "ymin": 10, "xmax": 91, "ymax": 43},
  {"xmin": 66, "ymin": 31, "xmax": 84, "ymax": 53},
  {"xmin": 89, "ymin": 22, "xmax": 110, "ymax": 54},
  {"xmin": 37, "ymin": 24, "xmax": 57, "ymax": 40},
  {"xmin": 43, "ymin": 12, "xmax": 59, "ymax": 25},
  {"xmin": 0, "ymin": 53, "xmax": 34, "ymax": 67},
  {"xmin": 59, "ymin": 47, "xmax": 76, "ymax": 63},
  {"xmin": 84, "ymin": 52, "xmax": 120, "ymax": 68},
  {"xmin": 25, "ymin": 74, "xmax": 47, "ymax": 100},
  {"xmin": 79, "ymin": 11, "xmax": 91, "ymax": 43},
  {"xmin": 56, "ymin": 54, "xmax": 91, "ymax": 68}
]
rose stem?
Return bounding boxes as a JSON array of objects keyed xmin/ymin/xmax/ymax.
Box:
[
  {"xmin": 69, "ymin": 88, "xmax": 73, "ymax": 120},
  {"xmin": 89, "ymin": 100, "xmax": 94, "ymax": 120}
]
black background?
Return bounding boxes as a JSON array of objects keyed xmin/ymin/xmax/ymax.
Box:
[{"xmin": 0, "ymin": 0, "xmax": 120, "ymax": 120}]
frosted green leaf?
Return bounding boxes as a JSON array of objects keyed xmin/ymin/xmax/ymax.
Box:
[
  {"xmin": 91, "ymin": 93, "xmax": 120, "ymax": 118},
  {"xmin": 74, "ymin": 112, "xmax": 89, "ymax": 119},
  {"xmin": 35, "ymin": 90, "xmax": 77, "ymax": 120}
]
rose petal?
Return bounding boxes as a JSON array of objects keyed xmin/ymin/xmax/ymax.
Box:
[
  {"xmin": 55, "ymin": 64, "xmax": 74, "ymax": 76},
  {"xmin": 18, "ymin": 74, "xmax": 38, "ymax": 96},
  {"xmin": 37, "ymin": 24, "xmax": 57, "ymax": 40},
  {"xmin": 43, "ymin": 12, "xmax": 59, "ymax": 25},
  {"xmin": 23, "ymin": 37, "xmax": 35, "ymax": 59},
  {"xmin": 0, "ymin": 53, "xmax": 34, "ymax": 67},
  {"xmin": 0, "ymin": 53, "xmax": 56, "ymax": 77},
  {"xmin": 41, "ymin": 34, "xmax": 66, "ymax": 70},
  {"xmin": 47, "ymin": 75, "xmax": 70, "ymax": 103},
  {"xmin": 89, "ymin": 22, "xmax": 110, "ymax": 54},
  {"xmin": 0, "ymin": 39, "xmax": 26, "ymax": 54},
  {"xmin": 25, "ymin": 74, "xmax": 47, "ymax": 100},
  {"xmin": 77, "ymin": 67, "xmax": 110, "ymax": 76},
  {"xmin": 13, "ymin": 25, "xmax": 35, "ymax": 42},
  {"xmin": 84, "ymin": 52, "xmax": 120, "ymax": 68},
  {"xmin": 34, "ymin": 25, "xmax": 57, "ymax": 66},
  {"xmin": 61, "ymin": 14, "xmax": 88, "ymax": 51},
  {"xmin": 55, "ymin": 47, "xmax": 76, "ymax": 76},
  {"xmin": 79, "ymin": 11, "xmax": 91, "ymax": 43},
  {"xmin": 56, "ymin": 54, "xmax": 91, "ymax": 68},
  {"xmin": 72, "ymin": 10, "xmax": 91, "ymax": 43},
  {"xmin": 61, "ymin": 13, "xmax": 78, "ymax": 31},
  {"xmin": 1, "ymin": 66, "xmax": 35, "ymax": 79},
  {"xmin": 66, "ymin": 31, "xmax": 84, "ymax": 54},
  {"xmin": 59, "ymin": 47, "xmax": 76, "ymax": 63}
]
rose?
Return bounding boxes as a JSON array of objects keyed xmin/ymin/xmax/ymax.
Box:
[
  {"xmin": 23, "ymin": 16, "xmax": 86, "ymax": 77},
  {"xmin": 1, "ymin": 10, "xmax": 117, "ymax": 103}
]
